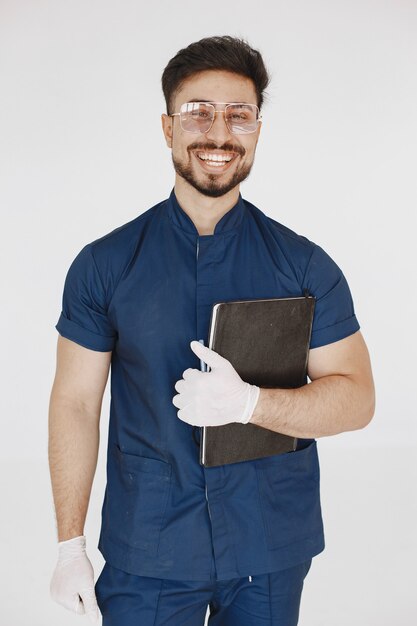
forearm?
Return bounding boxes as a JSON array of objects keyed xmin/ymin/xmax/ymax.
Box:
[
  {"xmin": 250, "ymin": 374, "xmax": 374, "ymax": 438},
  {"xmin": 48, "ymin": 395, "xmax": 100, "ymax": 542}
]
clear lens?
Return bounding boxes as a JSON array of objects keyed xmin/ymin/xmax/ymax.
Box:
[
  {"xmin": 179, "ymin": 102, "xmax": 259, "ymax": 134},
  {"xmin": 180, "ymin": 102, "xmax": 214, "ymax": 133},
  {"xmin": 225, "ymin": 104, "xmax": 259, "ymax": 134}
]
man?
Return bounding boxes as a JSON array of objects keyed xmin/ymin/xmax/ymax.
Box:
[{"xmin": 49, "ymin": 35, "xmax": 375, "ymax": 626}]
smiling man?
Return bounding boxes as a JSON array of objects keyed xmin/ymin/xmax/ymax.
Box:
[
  {"xmin": 163, "ymin": 69, "xmax": 263, "ymax": 233},
  {"xmin": 49, "ymin": 35, "xmax": 375, "ymax": 626}
]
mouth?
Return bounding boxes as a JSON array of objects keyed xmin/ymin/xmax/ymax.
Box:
[{"xmin": 193, "ymin": 150, "xmax": 239, "ymax": 173}]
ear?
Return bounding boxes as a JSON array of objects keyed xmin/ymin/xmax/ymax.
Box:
[{"xmin": 161, "ymin": 113, "xmax": 173, "ymax": 149}]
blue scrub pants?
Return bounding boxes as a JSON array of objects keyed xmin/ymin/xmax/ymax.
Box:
[{"xmin": 95, "ymin": 559, "xmax": 312, "ymax": 625}]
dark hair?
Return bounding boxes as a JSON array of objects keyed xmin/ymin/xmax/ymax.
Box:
[{"xmin": 161, "ymin": 35, "xmax": 271, "ymax": 115}]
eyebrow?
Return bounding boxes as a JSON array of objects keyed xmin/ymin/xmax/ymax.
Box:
[{"xmin": 186, "ymin": 99, "xmax": 250, "ymax": 104}]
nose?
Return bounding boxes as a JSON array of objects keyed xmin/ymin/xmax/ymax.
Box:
[{"xmin": 204, "ymin": 110, "xmax": 233, "ymax": 143}]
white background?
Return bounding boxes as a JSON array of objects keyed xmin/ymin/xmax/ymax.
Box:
[{"xmin": 1, "ymin": 0, "xmax": 416, "ymax": 624}]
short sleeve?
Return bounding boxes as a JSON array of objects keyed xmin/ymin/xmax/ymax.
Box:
[
  {"xmin": 55, "ymin": 244, "xmax": 117, "ymax": 351},
  {"xmin": 303, "ymin": 244, "xmax": 360, "ymax": 349}
]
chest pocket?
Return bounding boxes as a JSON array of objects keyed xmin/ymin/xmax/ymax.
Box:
[
  {"xmin": 255, "ymin": 440, "xmax": 323, "ymax": 550},
  {"xmin": 104, "ymin": 443, "xmax": 172, "ymax": 556}
]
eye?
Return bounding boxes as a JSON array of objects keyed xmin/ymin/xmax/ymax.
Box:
[
  {"xmin": 189, "ymin": 110, "xmax": 210, "ymax": 119},
  {"xmin": 228, "ymin": 113, "xmax": 249, "ymax": 121}
]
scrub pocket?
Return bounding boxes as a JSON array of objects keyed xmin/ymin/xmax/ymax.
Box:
[
  {"xmin": 255, "ymin": 440, "xmax": 321, "ymax": 550},
  {"xmin": 103, "ymin": 443, "xmax": 172, "ymax": 556}
]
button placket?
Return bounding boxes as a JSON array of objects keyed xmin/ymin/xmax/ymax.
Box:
[{"xmin": 196, "ymin": 233, "xmax": 237, "ymax": 576}]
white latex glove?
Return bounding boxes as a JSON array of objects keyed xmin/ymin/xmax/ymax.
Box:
[
  {"xmin": 50, "ymin": 535, "xmax": 100, "ymax": 623},
  {"xmin": 172, "ymin": 340, "xmax": 260, "ymax": 427}
]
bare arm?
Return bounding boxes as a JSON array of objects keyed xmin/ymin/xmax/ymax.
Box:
[
  {"xmin": 250, "ymin": 330, "xmax": 375, "ymax": 438},
  {"xmin": 48, "ymin": 335, "xmax": 112, "ymax": 542}
]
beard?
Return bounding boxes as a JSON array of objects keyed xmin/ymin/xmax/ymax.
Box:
[{"xmin": 171, "ymin": 143, "xmax": 255, "ymax": 198}]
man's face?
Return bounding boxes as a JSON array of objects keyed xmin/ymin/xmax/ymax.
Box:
[{"xmin": 161, "ymin": 70, "xmax": 262, "ymax": 198}]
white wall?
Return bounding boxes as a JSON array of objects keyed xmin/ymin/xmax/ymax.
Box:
[{"xmin": 1, "ymin": 1, "xmax": 416, "ymax": 624}]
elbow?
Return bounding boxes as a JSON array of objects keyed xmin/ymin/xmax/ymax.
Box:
[{"xmin": 359, "ymin": 385, "xmax": 376, "ymax": 429}]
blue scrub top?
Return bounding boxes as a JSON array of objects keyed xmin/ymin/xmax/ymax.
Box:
[{"xmin": 55, "ymin": 187, "xmax": 360, "ymax": 581}]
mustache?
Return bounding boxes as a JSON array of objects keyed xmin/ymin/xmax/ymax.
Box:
[{"xmin": 188, "ymin": 142, "xmax": 245, "ymax": 156}]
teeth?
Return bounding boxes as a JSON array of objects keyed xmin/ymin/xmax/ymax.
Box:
[{"xmin": 197, "ymin": 152, "xmax": 234, "ymax": 162}]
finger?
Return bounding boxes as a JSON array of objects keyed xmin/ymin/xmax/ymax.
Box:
[
  {"xmin": 79, "ymin": 587, "xmax": 100, "ymax": 621},
  {"xmin": 174, "ymin": 379, "xmax": 186, "ymax": 393},
  {"xmin": 172, "ymin": 393, "xmax": 185, "ymax": 409},
  {"xmin": 73, "ymin": 593, "xmax": 84, "ymax": 614},
  {"xmin": 189, "ymin": 341, "xmax": 227, "ymax": 369},
  {"xmin": 182, "ymin": 368, "xmax": 202, "ymax": 380},
  {"xmin": 177, "ymin": 407, "xmax": 197, "ymax": 425}
]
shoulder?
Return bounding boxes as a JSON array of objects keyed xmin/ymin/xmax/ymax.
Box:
[
  {"xmin": 243, "ymin": 198, "xmax": 318, "ymax": 277},
  {"xmin": 244, "ymin": 198, "xmax": 315, "ymax": 250},
  {"xmin": 242, "ymin": 198, "xmax": 352, "ymax": 299},
  {"xmin": 89, "ymin": 199, "xmax": 163, "ymax": 262},
  {"xmin": 68, "ymin": 198, "xmax": 166, "ymax": 302}
]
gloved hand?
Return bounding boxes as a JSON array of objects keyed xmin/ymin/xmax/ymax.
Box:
[
  {"xmin": 172, "ymin": 340, "xmax": 260, "ymax": 427},
  {"xmin": 50, "ymin": 535, "xmax": 100, "ymax": 623}
]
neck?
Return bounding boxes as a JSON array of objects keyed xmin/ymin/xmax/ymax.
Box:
[{"xmin": 174, "ymin": 176, "xmax": 240, "ymax": 236}]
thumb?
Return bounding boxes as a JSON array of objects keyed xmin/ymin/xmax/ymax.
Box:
[
  {"xmin": 87, "ymin": 608, "xmax": 101, "ymax": 624},
  {"xmin": 79, "ymin": 587, "xmax": 100, "ymax": 622},
  {"xmin": 190, "ymin": 340, "xmax": 228, "ymax": 370}
]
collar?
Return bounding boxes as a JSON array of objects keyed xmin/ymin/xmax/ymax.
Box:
[{"xmin": 166, "ymin": 187, "xmax": 246, "ymax": 235}]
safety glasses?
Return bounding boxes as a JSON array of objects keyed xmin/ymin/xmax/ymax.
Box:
[{"xmin": 170, "ymin": 101, "xmax": 262, "ymax": 135}]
